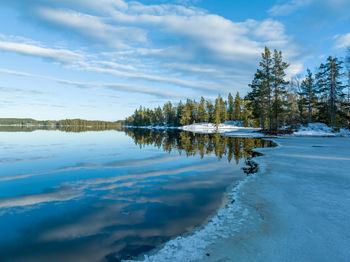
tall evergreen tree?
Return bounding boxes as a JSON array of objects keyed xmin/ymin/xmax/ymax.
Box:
[
  {"xmin": 260, "ymin": 47, "xmax": 274, "ymax": 130},
  {"xmin": 298, "ymin": 69, "xmax": 317, "ymax": 123},
  {"xmin": 214, "ymin": 98, "xmax": 221, "ymax": 128},
  {"xmin": 316, "ymin": 56, "xmax": 345, "ymax": 126},
  {"xmin": 246, "ymin": 46, "xmax": 273, "ymax": 130},
  {"xmin": 206, "ymin": 100, "xmax": 214, "ymax": 123},
  {"xmin": 163, "ymin": 102, "xmax": 176, "ymax": 126},
  {"xmin": 345, "ymin": 49, "xmax": 350, "ymax": 125},
  {"xmin": 219, "ymin": 96, "xmax": 228, "ymax": 123},
  {"xmin": 228, "ymin": 93, "xmax": 234, "ymax": 121},
  {"xmin": 234, "ymin": 92, "xmax": 243, "ymax": 120},
  {"xmin": 271, "ymin": 49, "xmax": 289, "ymax": 130},
  {"xmin": 180, "ymin": 100, "xmax": 192, "ymax": 126},
  {"xmin": 198, "ymin": 97, "xmax": 206, "ymax": 123},
  {"xmin": 176, "ymin": 101, "xmax": 184, "ymax": 127}
]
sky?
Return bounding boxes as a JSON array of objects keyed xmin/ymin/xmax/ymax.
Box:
[{"xmin": 0, "ymin": 0, "xmax": 349, "ymax": 121}]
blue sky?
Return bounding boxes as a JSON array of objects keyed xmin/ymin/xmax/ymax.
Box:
[{"xmin": 0, "ymin": 0, "xmax": 349, "ymax": 121}]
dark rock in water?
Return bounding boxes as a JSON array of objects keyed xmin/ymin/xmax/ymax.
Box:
[{"xmin": 243, "ymin": 158, "xmax": 259, "ymax": 175}]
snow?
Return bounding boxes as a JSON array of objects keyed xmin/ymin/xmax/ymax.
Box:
[
  {"xmin": 122, "ymin": 125, "xmax": 172, "ymax": 130},
  {"xmin": 123, "ymin": 122, "xmax": 261, "ymax": 135},
  {"xmin": 124, "ymin": 136, "xmax": 350, "ymax": 262},
  {"xmin": 179, "ymin": 122, "xmax": 259, "ymax": 134},
  {"xmin": 292, "ymin": 122, "xmax": 350, "ymax": 137}
]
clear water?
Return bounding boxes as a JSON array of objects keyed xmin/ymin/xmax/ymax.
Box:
[{"xmin": 0, "ymin": 128, "xmax": 272, "ymax": 262}]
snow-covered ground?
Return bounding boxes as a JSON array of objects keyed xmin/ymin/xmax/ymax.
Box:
[
  {"xmin": 124, "ymin": 122, "xmax": 350, "ymax": 137},
  {"xmin": 125, "ymin": 137, "xmax": 350, "ymax": 262},
  {"xmin": 123, "ymin": 122, "xmax": 261, "ymax": 135},
  {"xmin": 179, "ymin": 122, "xmax": 259, "ymax": 134},
  {"xmin": 292, "ymin": 122, "xmax": 350, "ymax": 137}
]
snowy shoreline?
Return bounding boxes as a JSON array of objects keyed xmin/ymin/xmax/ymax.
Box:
[
  {"xmin": 124, "ymin": 125, "xmax": 350, "ymax": 262},
  {"xmin": 123, "ymin": 122, "xmax": 350, "ymax": 137}
]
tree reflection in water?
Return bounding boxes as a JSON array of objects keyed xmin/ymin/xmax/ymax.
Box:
[{"xmin": 123, "ymin": 128, "xmax": 275, "ymax": 168}]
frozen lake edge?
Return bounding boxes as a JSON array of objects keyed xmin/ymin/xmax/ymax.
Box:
[{"xmin": 126, "ymin": 136, "xmax": 350, "ymax": 262}]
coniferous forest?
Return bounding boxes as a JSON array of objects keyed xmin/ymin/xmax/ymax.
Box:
[{"xmin": 125, "ymin": 47, "xmax": 350, "ymax": 131}]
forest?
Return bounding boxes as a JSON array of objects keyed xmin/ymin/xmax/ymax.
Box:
[
  {"xmin": 124, "ymin": 47, "xmax": 350, "ymax": 131},
  {"xmin": 0, "ymin": 118, "xmax": 122, "ymax": 131}
]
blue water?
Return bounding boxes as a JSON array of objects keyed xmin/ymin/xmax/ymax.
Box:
[{"xmin": 0, "ymin": 129, "xmax": 269, "ymax": 261}]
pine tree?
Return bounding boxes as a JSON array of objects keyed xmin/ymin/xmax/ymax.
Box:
[
  {"xmin": 228, "ymin": 93, "xmax": 234, "ymax": 121},
  {"xmin": 316, "ymin": 56, "xmax": 345, "ymax": 126},
  {"xmin": 219, "ymin": 96, "xmax": 227, "ymax": 123},
  {"xmin": 260, "ymin": 46, "xmax": 274, "ymax": 130},
  {"xmin": 286, "ymin": 78, "xmax": 302, "ymax": 126},
  {"xmin": 345, "ymin": 49, "xmax": 350, "ymax": 126},
  {"xmin": 247, "ymin": 76, "xmax": 265, "ymax": 128},
  {"xmin": 246, "ymin": 47, "xmax": 273, "ymax": 129},
  {"xmin": 298, "ymin": 69, "xmax": 317, "ymax": 123},
  {"xmin": 271, "ymin": 49, "xmax": 289, "ymax": 130},
  {"xmin": 206, "ymin": 100, "xmax": 214, "ymax": 123},
  {"xmin": 234, "ymin": 92, "xmax": 242, "ymax": 120},
  {"xmin": 198, "ymin": 97, "xmax": 206, "ymax": 123},
  {"xmin": 163, "ymin": 102, "xmax": 175, "ymax": 126},
  {"xmin": 214, "ymin": 98, "xmax": 221, "ymax": 128},
  {"xmin": 176, "ymin": 101, "xmax": 184, "ymax": 127}
]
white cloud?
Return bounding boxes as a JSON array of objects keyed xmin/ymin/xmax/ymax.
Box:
[
  {"xmin": 334, "ymin": 33, "xmax": 350, "ymax": 49},
  {"xmin": 0, "ymin": 41, "xmax": 83, "ymax": 64},
  {"xmin": 0, "ymin": 67, "xmax": 188, "ymax": 99},
  {"xmin": 36, "ymin": 7, "xmax": 147, "ymax": 48},
  {"xmin": 0, "ymin": 0, "xmax": 304, "ymax": 100},
  {"xmin": 269, "ymin": 0, "xmax": 350, "ymax": 18},
  {"xmin": 269, "ymin": 0, "xmax": 314, "ymax": 16}
]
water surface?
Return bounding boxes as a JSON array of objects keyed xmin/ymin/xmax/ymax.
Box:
[{"xmin": 0, "ymin": 128, "xmax": 272, "ymax": 261}]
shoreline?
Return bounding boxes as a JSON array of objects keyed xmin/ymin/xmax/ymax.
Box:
[
  {"xmin": 195, "ymin": 136, "xmax": 350, "ymax": 262},
  {"xmin": 126, "ymin": 133, "xmax": 350, "ymax": 262},
  {"xmin": 124, "ymin": 134, "xmax": 277, "ymax": 262}
]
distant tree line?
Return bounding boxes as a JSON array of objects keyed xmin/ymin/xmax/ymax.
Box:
[
  {"xmin": 0, "ymin": 118, "xmax": 122, "ymax": 131},
  {"xmin": 124, "ymin": 92, "xmax": 251, "ymax": 127},
  {"xmin": 125, "ymin": 47, "xmax": 350, "ymax": 131}
]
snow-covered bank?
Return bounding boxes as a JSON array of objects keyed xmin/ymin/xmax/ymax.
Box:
[
  {"xmin": 179, "ymin": 122, "xmax": 259, "ymax": 134},
  {"xmin": 123, "ymin": 122, "xmax": 261, "ymax": 136},
  {"xmin": 123, "ymin": 122, "xmax": 350, "ymax": 138},
  {"xmin": 292, "ymin": 122, "xmax": 350, "ymax": 137},
  {"xmin": 195, "ymin": 137, "xmax": 350, "ymax": 262},
  {"xmin": 125, "ymin": 137, "xmax": 350, "ymax": 262}
]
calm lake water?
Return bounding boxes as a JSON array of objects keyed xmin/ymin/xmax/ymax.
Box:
[{"xmin": 0, "ymin": 128, "xmax": 273, "ymax": 262}]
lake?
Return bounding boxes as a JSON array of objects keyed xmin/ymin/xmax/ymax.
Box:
[{"xmin": 0, "ymin": 128, "xmax": 273, "ymax": 261}]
